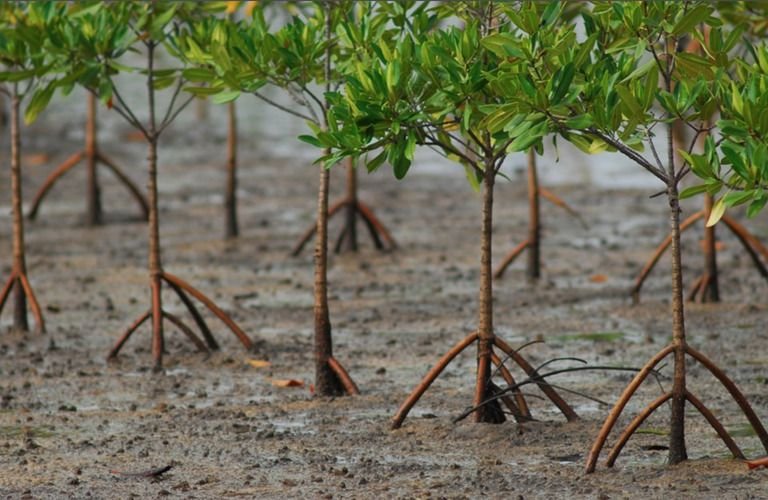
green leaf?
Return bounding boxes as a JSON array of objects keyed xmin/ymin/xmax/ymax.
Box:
[
  {"xmin": 24, "ymin": 84, "xmax": 54, "ymax": 125},
  {"xmin": 671, "ymin": 5, "xmax": 712, "ymax": 36},
  {"xmin": 723, "ymin": 191, "xmax": 753, "ymax": 208},
  {"xmin": 298, "ymin": 134, "xmax": 323, "ymax": 148},
  {"xmin": 182, "ymin": 68, "xmax": 216, "ymax": 83},
  {"xmin": 366, "ymin": 150, "xmax": 387, "ymax": 173},
  {"xmin": 615, "ymin": 84, "xmax": 643, "ymax": 118},
  {"xmin": 564, "ymin": 115, "xmax": 593, "ymax": 130},
  {"xmin": 747, "ymin": 196, "xmax": 768, "ymax": 218},
  {"xmin": 679, "ymin": 184, "xmax": 708, "ymax": 199},
  {"xmin": 211, "ymin": 90, "xmax": 240, "ymax": 104},
  {"xmin": 706, "ymin": 197, "xmax": 726, "ymax": 227}
]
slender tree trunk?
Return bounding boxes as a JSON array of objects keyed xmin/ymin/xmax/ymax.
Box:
[
  {"xmin": 10, "ymin": 85, "xmax": 28, "ymax": 332},
  {"xmin": 473, "ymin": 157, "xmax": 499, "ymax": 423},
  {"xmin": 701, "ymin": 194, "xmax": 719, "ymax": 301},
  {"xmin": 314, "ymin": 156, "xmax": 343, "ymax": 396},
  {"xmin": 85, "ymin": 93, "xmax": 102, "ymax": 226},
  {"xmin": 667, "ymin": 120, "xmax": 688, "ymax": 463},
  {"xmin": 343, "ymin": 157, "xmax": 358, "ymax": 252},
  {"xmin": 224, "ymin": 101, "xmax": 238, "ymax": 239},
  {"xmin": 145, "ymin": 44, "xmax": 164, "ymax": 372},
  {"xmin": 314, "ymin": 7, "xmax": 343, "ymax": 396},
  {"xmin": 526, "ymin": 149, "xmax": 540, "ymax": 280}
]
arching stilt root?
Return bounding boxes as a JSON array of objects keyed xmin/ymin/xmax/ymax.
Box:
[
  {"xmin": 0, "ymin": 266, "xmax": 45, "ymax": 333},
  {"xmin": 27, "ymin": 93, "xmax": 149, "ymax": 224},
  {"xmin": 391, "ymin": 331, "xmax": 578, "ymax": 429},
  {"xmin": 291, "ymin": 197, "xmax": 397, "ymax": 256},
  {"xmin": 292, "ymin": 158, "xmax": 397, "ymax": 256},
  {"xmin": 632, "ymin": 209, "xmax": 768, "ymax": 303},
  {"xmin": 106, "ymin": 271, "xmax": 254, "ymax": 371},
  {"xmin": 585, "ymin": 343, "xmax": 768, "ymax": 473}
]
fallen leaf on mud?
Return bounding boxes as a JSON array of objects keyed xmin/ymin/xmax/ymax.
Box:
[
  {"xmin": 22, "ymin": 153, "xmax": 49, "ymax": 166},
  {"xmin": 589, "ymin": 274, "xmax": 608, "ymax": 283},
  {"xmin": 245, "ymin": 359, "xmax": 271, "ymax": 369},
  {"xmin": 270, "ymin": 379, "xmax": 304, "ymax": 388},
  {"xmin": 746, "ymin": 457, "xmax": 768, "ymax": 470}
]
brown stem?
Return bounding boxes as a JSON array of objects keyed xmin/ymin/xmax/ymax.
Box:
[
  {"xmin": 150, "ymin": 274, "xmax": 164, "ymax": 372},
  {"xmin": 473, "ymin": 156, "xmax": 496, "ymax": 423},
  {"xmin": 342, "ymin": 157, "xmax": 358, "ymax": 252},
  {"xmin": 314, "ymin": 156, "xmax": 343, "ymax": 395},
  {"xmin": 585, "ymin": 344, "xmax": 674, "ymax": 473},
  {"xmin": 224, "ymin": 101, "xmax": 238, "ymax": 239},
  {"xmin": 667, "ymin": 180, "xmax": 688, "ymax": 464},
  {"xmin": 85, "ymin": 92, "xmax": 102, "ymax": 226},
  {"xmin": 526, "ymin": 149, "xmax": 541, "ymax": 280},
  {"xmin": 10, "ymin": 84, "xmax": 29, "ymax": 332},
  {"xmin": 392, "ymin": 332, "xmax": 479, "ymax": 429},
  {"xmin": 606, "ymin": 392, "xmax": 672, "ymax": 468},
  {"xmin": 313, "ymin": 5, "xmax": 346, "ymax": 397}
]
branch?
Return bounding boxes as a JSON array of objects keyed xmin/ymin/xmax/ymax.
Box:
[
  {"xmin": 251, "ymin": 90, "xmax": 316, "ymax": 123},
  {"xmin": 159, "ymin": 76, "xmax": 186, "ymax": 131},
  {"xmin": 157, "ymin": 94, "xmax": 194, "ymax": 136},
  {"xmin": 586, "ymin": 128, "xmax": 669, "ymax": 183}
]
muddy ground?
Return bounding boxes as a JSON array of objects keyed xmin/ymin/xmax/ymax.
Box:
[{"xmin": 1, "ymin": 90, "xmax": 768, "ymax": 499}]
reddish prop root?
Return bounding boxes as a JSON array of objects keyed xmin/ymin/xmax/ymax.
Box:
[
  {"xmin": 0, "ymin": 267, "xmax": 45, "ymax": 333},
  {"xmin": 291, "ymin": 198, "xmax": 397, "ymax": 256},
  {"xmin": 28, "ymin": 93, "xmax": 148, "ymax": 223},
  {"xmin": 391, "ymin": 331, "xmax": 576, "ymax": 429},
  {"xmin": 586, "ymin": 343, "xmax": 768, "ymax": 473},
  {"xmin": 327, "ymin": 356, "xmax": 360, "ymax": 396},
  {"xmin": 107, "ymin": 271, "xmax": 253, "ymax": 369}
]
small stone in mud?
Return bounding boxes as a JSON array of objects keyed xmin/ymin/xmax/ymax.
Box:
[{"xmin": 58, "ymin": 404, "xmax": 77, "ymax": 412}]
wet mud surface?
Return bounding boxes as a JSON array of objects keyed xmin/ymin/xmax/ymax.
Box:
[{"xmin": 1, "ymin": 91, "xmax": 768, "ymax": 498}]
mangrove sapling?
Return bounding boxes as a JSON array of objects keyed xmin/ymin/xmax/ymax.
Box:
[
  {"xmin": 27, "ymin": 91, "xmax": 150, "ymax": 225},
  {"xmin": 0, "ymin": 2, "xmax": 65, "ymax": 333},
  {"xmin": 484, "ymin": 0, "xmax": 768, "ymax": 469},
  {"xmin": 179, "ymin": 1, "xmax": 363, "ymax": 395},
  {"xmin": 494, "ymin": 149, "xmax": 587, "ymax": 280},
  {"xmin": 56, "ymin": 2, "xmax": 254, "ymax": 370},
  {"xmin": 313, "ymin": 1, "xmax": 578, "ymax": 425},
  {"xmin": 631, "ymin": 29, "xmax": 768, "ymax": 303}
]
